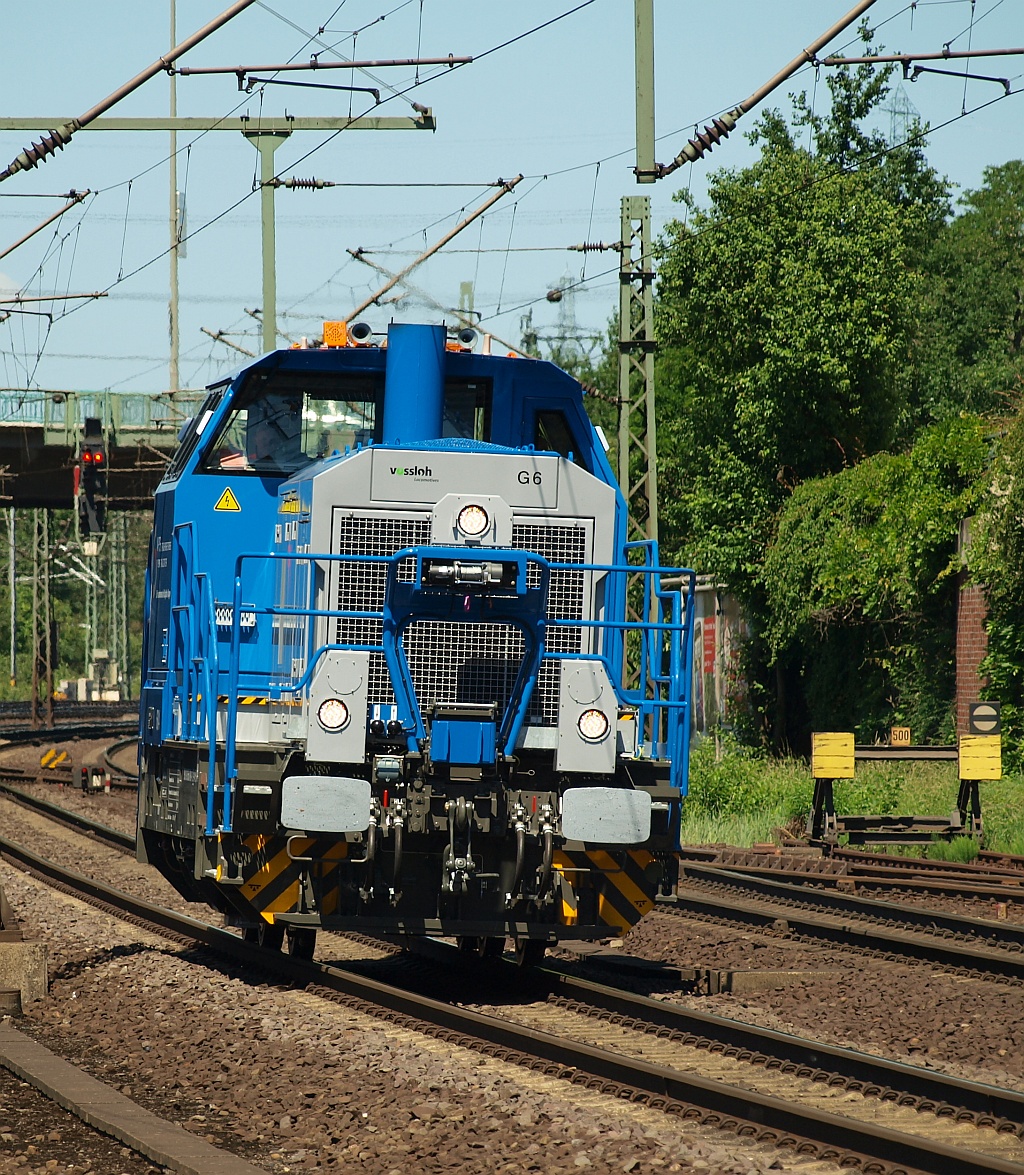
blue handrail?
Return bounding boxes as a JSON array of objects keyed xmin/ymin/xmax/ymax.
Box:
[{"xmin": 162, "ymin": 545, "xmax": 696, "ymax": 832}]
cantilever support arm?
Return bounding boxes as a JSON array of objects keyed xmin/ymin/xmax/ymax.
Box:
[
  {"xmin": 0, "ymin": 0, "xmax": 257, "ymax": 182},
  {"xmin": 657, "ymin": 0, "xmax": 878, "ymax": 178}
]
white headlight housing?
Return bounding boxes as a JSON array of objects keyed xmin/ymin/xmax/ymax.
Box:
[
  {"xmin": 577, "ymin": 708, "xmax": 610, "ymax": 742},
  {"xmin": 457, "ymin": 503, "xmax": 489, "ymax": 537},
  {"xmin": 317, "ymin": 697, "xmax": 350, "ymax": 731}
]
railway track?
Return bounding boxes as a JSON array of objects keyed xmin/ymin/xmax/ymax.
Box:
[
  {"xmin": 11, "ymin": 769, "xmax": 1024, "ymax": 980},
  {"xmin": 4, "ymin": 820, "xmax": 1024, "ymax": 1174},
  {"xmin": 684, "ymin": 845, "xmax": 1024, "ymax": 903},
  {"xmin": 0, "ymin": 700, "xmax": 138, "ymax": 724},
  {"xmin": 0, "ymin": 718, "xmax": 137, "ymax": 747},
  {"xmin": 0, "ymin": 737, "xmax": 137, "ymax": 791},
  {"xmin": 0, "ymin": 780, "xmax": 136, "ymax": 853},
  {"xmin": 666, "ymin": 865, "xmax": 1024, "ymax": 983}
]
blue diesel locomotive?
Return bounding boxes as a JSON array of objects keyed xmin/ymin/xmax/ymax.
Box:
[{"xmin": 137, "ymin": 322, "xmax": 694, "ymax": 962}]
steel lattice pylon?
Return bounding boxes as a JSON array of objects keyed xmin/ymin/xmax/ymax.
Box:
[{"xmin": 617, "ymin": 195, "xmax": 658, "ymax": 545}]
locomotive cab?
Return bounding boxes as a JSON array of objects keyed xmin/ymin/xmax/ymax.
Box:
[{"xmin": 137, "ymin": 322, "xmax": 694, "ymax": 959}]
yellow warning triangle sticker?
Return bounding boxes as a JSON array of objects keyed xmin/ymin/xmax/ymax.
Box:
[{"xmin": 214, "ymin": 487, "xmax": 242, "ymax": 512}]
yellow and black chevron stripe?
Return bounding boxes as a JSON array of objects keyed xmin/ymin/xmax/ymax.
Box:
[
  {"xmin": 198, "ymin": 695, "xmax": 301, "ymax": 707},
  {"xmin": 233, "ymin": 833, "xmax": 348, "ymax": 922},
  {"xmin": 554, "ymin": 848, "xmax": 658, "ymax": 935}
]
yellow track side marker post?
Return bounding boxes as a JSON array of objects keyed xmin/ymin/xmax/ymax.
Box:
[
  {"xmin": 807, "ymin": 732, "xmax": 855, "ymax": 845},
  {"xmin": 957, "ymin": 733, "xmax": 1001, "ymax": 840}
]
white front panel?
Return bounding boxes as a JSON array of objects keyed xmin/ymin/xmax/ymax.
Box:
[
  {"xmin": 562, "ymin": 787, "xmax": 651, "ymax": 844},
  {"xmin": 281, "ymin": 775, "xmax": 371, "ymax": 833}
]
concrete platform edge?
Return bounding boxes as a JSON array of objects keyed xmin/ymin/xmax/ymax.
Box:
[{"xmin": 0, "ymin": 1021, "xmax": 267, "ymax": 1175}]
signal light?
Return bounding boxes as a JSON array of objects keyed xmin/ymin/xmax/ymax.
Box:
[{"xmin": 78, "ymin": 441, "xmax": 107, "ymax": 535}]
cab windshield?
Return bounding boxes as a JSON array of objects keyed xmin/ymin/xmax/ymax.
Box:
[{"xmin": 202, "ymin": 369, "xmax": 380, "ymax": 476}]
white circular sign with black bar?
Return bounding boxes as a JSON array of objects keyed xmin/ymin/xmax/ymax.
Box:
[{"xmin": 968, "ymin": 701, "xmax": 1001, "ymax": 735}]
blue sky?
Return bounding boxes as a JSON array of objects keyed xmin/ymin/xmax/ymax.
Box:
[{"xmin": 1, "ymin": 0, "xmax": 1021, "ymax": 395}]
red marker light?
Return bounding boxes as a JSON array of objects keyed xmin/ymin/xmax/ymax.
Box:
[
  {"xmin": 93, "ymin": 450, "xmax": 104, "ymax": 466},
  {"xmin": 82, "ymin": 450, "xmax": 94, "ymax": 464}
]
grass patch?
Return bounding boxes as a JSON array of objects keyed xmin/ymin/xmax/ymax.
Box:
[
  {"xmin": 684, "ymin": 737, "xmax": 1024, "ymax": 855},
  {"xmin": 679, "ymin": 809, "xmax": 790, "ymax": 848},
  {"xmin": 925, "ymin": 836, "xmax": 980, "ymax": 863}
]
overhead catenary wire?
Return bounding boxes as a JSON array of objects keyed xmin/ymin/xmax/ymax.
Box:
[
  {"xmin": 347, "ymin": 248, "xmax": 525, "ymax": 356},
  {"xmin": 0, "ymin": 191, "xmax": 90, "ymax": 264},
  {"xmin": 7, "ymin": 0, "xmax": 1012, "ymax": 395},
  {"xmin": 201, "ymin": 326, "xmax": 256, "ymax": 357},
  {"xmin": 0, "ymin": 0, "xmax": 260, "ymax": 182},
  {"xmin": 345, "ymin": 176, "xmax": 524, "ymax": 322},
  {"xmin": 656, "ymin": 0, "xmax": 880, "ymax": 178},
  {"xmin": 468, "ymin": 80, "xmax": 1024, "ymax": 332},
  {"xmin": 25, "ymin": 0, "xmax": 601, "ymax": 349},
  {"xmin": 44, "ymin": 3, "xmax": 579, "ymax": 346},
  {"xmin": 174, "ymin": 55, "xmax": 473, "ymax": 78}
]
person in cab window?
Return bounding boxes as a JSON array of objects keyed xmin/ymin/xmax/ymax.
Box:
[
  {"xmin": 246, "ymin": 414, "xmax": 290, "ymax": 474},
  {"xmin": 218, "ymin": 400, "xmax": 302, "ymax": 474}
]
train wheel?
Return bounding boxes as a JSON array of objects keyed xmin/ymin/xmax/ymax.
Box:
[
  {"xmin": 258, "ymin": 921, "xmax": 285, "ymax": 951},
  {"xmin": 286, "ymin": 926, "xmax": 317, "ymax": 960},
  {"xmin": 514, "ymin": 939, "xmax": 546, "ymax": 967},
  {"xmin": 478, "ymin": 937, "xmax": 505, "ymax": 960}
]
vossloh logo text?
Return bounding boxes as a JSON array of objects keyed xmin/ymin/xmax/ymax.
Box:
[{"xmin": 390, "ymin": 465, "xmax": 432, "ymax": 477}]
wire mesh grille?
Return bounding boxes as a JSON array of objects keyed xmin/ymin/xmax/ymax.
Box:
[
  {"xmin": 332, "ymin": 513, "xmax": 589, "ymax": 726},
  {"xmin": 333, "ymin": 513, "xmax": 430, "ymax": 704},
  {"xmin": 512, "ymin": 523, "xmax": 587, "ymax": 723},
  {"xmin": 404, "ymin": 620, "xmax": 524, "ymax": 715}
]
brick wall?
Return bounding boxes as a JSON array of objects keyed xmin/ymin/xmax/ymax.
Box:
[{"xmin": 956, "ymin": 518, "xmax": 989, "ymax": 735}]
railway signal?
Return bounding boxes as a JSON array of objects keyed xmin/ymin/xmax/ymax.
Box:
[{"xmin": 77, "ymin": 419, "xmax": 107, "ymax": 536}]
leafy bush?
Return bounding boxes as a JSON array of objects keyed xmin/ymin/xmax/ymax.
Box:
[
  {"xmin": 685, "ymin": 736, "xmax": 811, "ymax": 821},
  {"xmin": 763, "ymin": 417, "xmax": 989, "ymax": 748}
]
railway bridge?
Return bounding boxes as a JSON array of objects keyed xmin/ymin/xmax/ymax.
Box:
[{"xmin": 0, "ymin": 387, "xmax": 205, "ymax": 509}]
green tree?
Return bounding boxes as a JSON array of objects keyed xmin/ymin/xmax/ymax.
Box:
[
  {"xmin": 972, "ymin": 407, "xmax": 1024, "ymax": 768},
  {"xmin": 787, "ymin": 31, "xmax": 950, "ymax": 262},
  {"xmin": 914, "ymin": 161, "xmax": 1024, "ymax": 421},
  {"xmin": 656, "ymin": 146, "xmax": 915, "ymax": 595}
]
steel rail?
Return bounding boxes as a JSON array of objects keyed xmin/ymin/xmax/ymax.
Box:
[
  {"xmin": 693, "ymin": 860, "xmax": 1024, "ymax": 903},
  {"xmin": 679, "ymin": 863, "xmax": 1024, "ymax": 953},
  {"xmin": 3, "ymin": 833, "xmax": 1024, "ymax": 1175},
  {"xmin": 535, "ymin": 963, "xmax": 1024, "ymax": 1125},
  {"xmin": 406, "ymin": 935, "xmax": 1024, "ymax": 1126},
  {"xmin": 0, "ymin": 720, "xmax": 137, "ymax": 745},
  {"xmin": 663, "ymin": 890, "xmax": 1024, "ymax": 983},
  {"xmin": 0, "ymin": 701, "xmax": 138, "ymax": 721},
  {"xmin": 835, "ymin": 847, "xmax": 1024, "ymax": 879},
  {"xmin": 0, "ymin": 783, "xmax": 135, "ymax": 853}
]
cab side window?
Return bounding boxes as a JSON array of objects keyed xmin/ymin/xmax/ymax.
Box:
[
  {"xmin": 534, "ymin": 409, "xmax": 585, "ymax": 467},
  {"xmin": 443, "ymin": 379, "xmax": 491, "ymax": 442},
  {"xmin": 164, "ymin": 385, "xmax": 226, "ymax": 481}
]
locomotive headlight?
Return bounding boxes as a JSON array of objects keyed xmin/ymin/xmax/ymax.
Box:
[
  {"xmin": 457, "ymin": 504, "xmax": 489, "ymax": 537},
  {"xmin": 577, "ymin": 708, "xmax": 610, "ymax": 742},
  {"xmin": 317, "ymin": 697, "xmax": 350, "ymax": 731}
]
